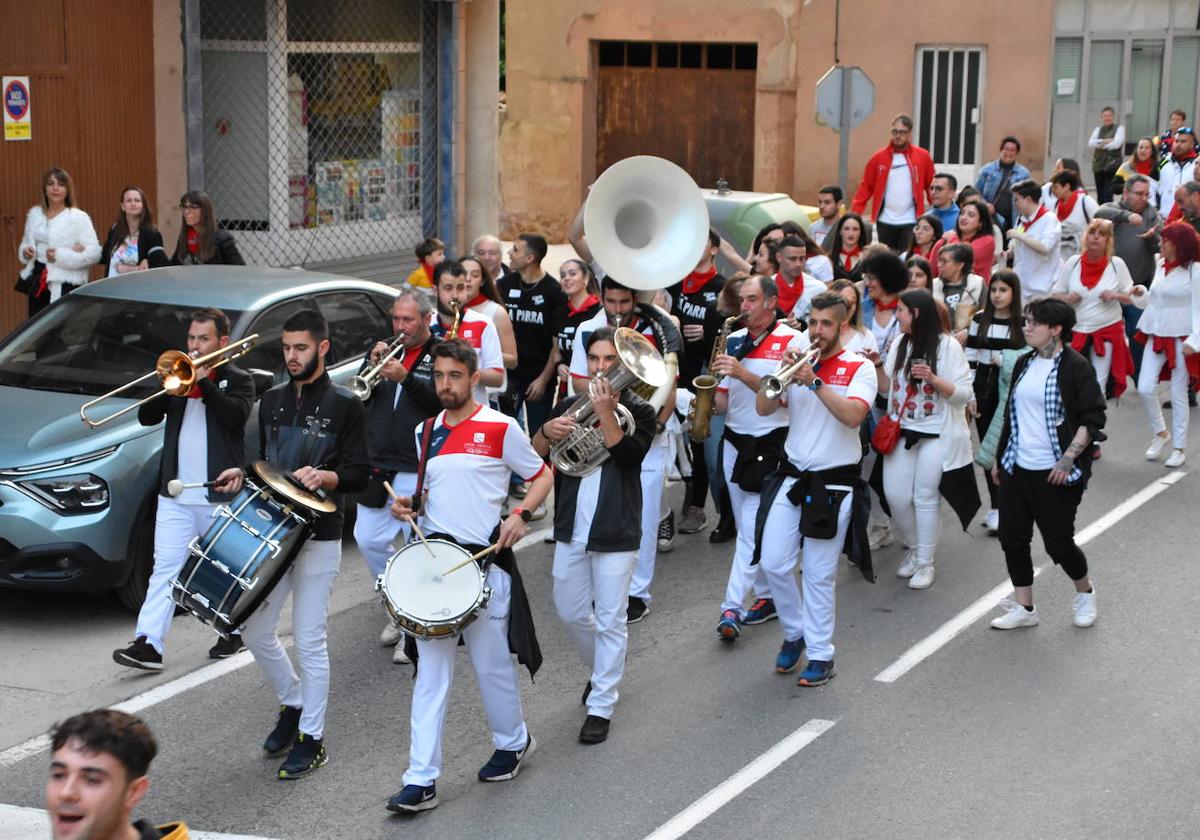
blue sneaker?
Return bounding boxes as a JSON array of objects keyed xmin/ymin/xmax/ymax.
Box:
[
  {"xmin": 742, "ymin": 598, "xmax": 778, "ymax": 625},
  {"xmin": 798, "ymin": 659, "xmax": 835, "ymax": 687},
  {"xmin": 478, "ymin": 734, "xmax": 536, "ymax": 782},
  {"xmin": 716, "ymin": 609, "xmax": 741, "ymax": 641},
  {"xmin": 386, "ymin": 783, "xmax": 438, "ymax": 813},
  {"xmin": 775, "ymin": 638, "xmax": 806, "ymax": 673}
]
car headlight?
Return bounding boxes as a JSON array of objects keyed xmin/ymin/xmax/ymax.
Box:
[{"xmin": 16, "ymin": 473, "xmax": 110, "ymax": 514}]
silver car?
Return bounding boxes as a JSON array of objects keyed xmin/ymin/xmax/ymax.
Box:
[{"xmin": 0, "ymin": 266, "xmax": 397, "ymax": 609}]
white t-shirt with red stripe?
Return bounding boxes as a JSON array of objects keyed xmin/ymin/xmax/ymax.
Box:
[
  {"xmin": 415, "ymin": 404, "xmax": 547, "ymax": 546},
  {"xmin": 717, "ymin": 321, "xmax": 808, "ymax": 436},
  {"xmin": 429, "ymin": 310, "xmax": 503, "ymax": 405},
  {"xmin": 783, "ymin": 349, "xmax": 876, "ymax": 471}
]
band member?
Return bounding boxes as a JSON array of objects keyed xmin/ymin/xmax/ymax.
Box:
[
  {"xmin": 532, "ymin": 327, "xmax": 656, "ymax": 744},
  {"xmin": 430, "ymin": 261, "xmax": 505, "ymax": 407},
  {"xmin": 47, "ymin": 709, "xmax": 188, "ymax": 840},
  {"xmin": 386, "ymin": 340, "xmax": 553, "ymax": 813},
  {"xmin": 990, "ymin": 298, "xmax": 1105, "ymax": 630},
  {"xmin": 214, "ymin": 308, "xmax": 368, "ymax": 780},
  {"xmin": 353, "ymin": 290, "xmax": 440, "ymax": 662},
  {"xmin": 754, "ymin": 292, "xmax": 876, "ymax": 686},
  {"xmin": 570, "ymin": 277, "xmax": 679, "ymax": 623},
  {"xmin": 113, "ymin": 308, "xmax": 254, "ymax": 671},
  {"xmin": 709, "ymin": 276, "xmax": 806, "ymax": 639}
]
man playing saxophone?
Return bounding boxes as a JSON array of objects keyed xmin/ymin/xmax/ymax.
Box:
[
  {"xmin": 429, "ymin": 261, "xmax": 504, "ymax": 407},
  {"xmin": 532, "ymin": 326, "xmax": 657, "ymax": 744}
]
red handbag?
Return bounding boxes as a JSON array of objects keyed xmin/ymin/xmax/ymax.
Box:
[{"xmin": 871, "ymin": 413, "xmax": 901, "ymax": 455}]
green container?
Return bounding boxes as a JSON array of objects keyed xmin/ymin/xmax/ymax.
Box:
[{"xmin": 703, "ymin": 189, "xmax": 821, "ymax": 257}]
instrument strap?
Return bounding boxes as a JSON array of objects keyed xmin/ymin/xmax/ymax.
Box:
[
  {"xmin": 412, "ymin": 416, "xmax": 436, "ymax": 514},
  {"xmin": 733, "ymin": 319, "xmax": 778, "ymax": 361}
]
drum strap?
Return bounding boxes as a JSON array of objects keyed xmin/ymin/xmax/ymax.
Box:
[{"xmin": 412, "ymin": 417, "xmax": 436, "ymax": 514}]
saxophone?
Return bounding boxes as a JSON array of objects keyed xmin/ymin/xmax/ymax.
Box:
[
  {"xmin": 687, "ymin": 314, "xmax": 741, "ymax": 442},
  {"xmin": 446, "ymin": 300, "xmax": 462, "ymax": 339}
]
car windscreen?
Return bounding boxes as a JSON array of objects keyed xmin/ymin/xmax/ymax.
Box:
[{"xmin": 0, "ymin": 297, "xmax": 245, "ymax": 397}]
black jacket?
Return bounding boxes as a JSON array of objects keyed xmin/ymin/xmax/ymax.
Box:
[
  {"xmin": 359, "ymin": 335, "xmax": 441, "ymax": 471},
  {"xmin": 99, "ymin": 225, "xmax": 169, "ymax": 277},
  {"xmin": 550, "ymin": 391, "xmax": 656, "ymax": 552},
  {"xmin": 997, "ymin": 346, "xmax": 1108, "ymax": 486},
  {"xmin": 257, "ymin": 372, "xmax": 369, "ymax": 539},
  {"xmin": 171, "ymin": 228, "xmax": 244, "ymax": 265},
  {"xmin": 138, "ymin": 364, "xmax": 255, "ymax": 504}
]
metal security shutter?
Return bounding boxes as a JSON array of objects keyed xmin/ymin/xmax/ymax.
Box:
[
  {"xmin": 915, "ymin": 47, "xmax": 984, "ymax": 167},
  {"xmin": 1169, "ymin": 37, "xmax": 1200, "ymax": 122}
]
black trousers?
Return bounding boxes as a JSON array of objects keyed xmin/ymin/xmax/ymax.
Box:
[
  {"xmin": 874, "ymin": 220, "xmax": 912, "ymax": 252},
  {"xmin": 997, "ymin": 466, "xmax": 1089, "ymax": 588},
  {"xmin": 1093, "ymin": 168, "xmax": 1118, "ymax": 205},
  {"xmin": 687, "ymin": 437, "xmax": 708, "ymax": 508}
]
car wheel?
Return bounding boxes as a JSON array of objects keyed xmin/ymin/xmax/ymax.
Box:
[{"xmin": 115, "ymin": 502, "xmax": 156, "ymax": 613}]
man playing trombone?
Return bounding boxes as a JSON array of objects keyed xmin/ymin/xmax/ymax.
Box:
[
  {"xmin": 352, "ymin": 290, "xmax": 441, "ymax": 662},
  {"xmin": 113, "ymin": 307, "xmax": 254, "ymax": 671}
]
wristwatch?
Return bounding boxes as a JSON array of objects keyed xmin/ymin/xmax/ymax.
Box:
[
  {"xmin": 512, "ymin": 507, "xmax": 533, "ymax": 523},
  {"xmin": 809, "ymin": 377, "xmax": 824, "ymax": 391}
]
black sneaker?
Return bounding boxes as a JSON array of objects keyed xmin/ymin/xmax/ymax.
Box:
[
  {"xmin": 478, "ymin": 734, "xmax": 536, "ymax": 782},
  {"xmin": 263, "ymin": 705, "xmax": 302, "ymax": 757},
  {"xmin": 208, "ymin": 632, "xmax": 245, "ymax": 660},
  {"xmin": 579, "ymin": 715, "xmax": 610, "ymax": 744},
  {"xmin": 278, "ymin": 733, "xmax": 327, "ymax": 780},
  {"xmin": 657, "ymin": 510, "xmax": 675, "ymax": 552},
  {"xmin": 626, "ymin": 596, "xmax": 649, "ymax": 624},
  {"xmin": 112, "ymin": 636, "xmax": 163, "ymax": 671},
  {"xmin": 708, "ymin": 515, "xmax": 736, "ymax": 544},
  {"xmin": 386, "ymin": 783, "xmax": 438, "ymax": 813}
]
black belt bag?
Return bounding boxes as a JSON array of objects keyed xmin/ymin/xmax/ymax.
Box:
[
  {"xmin": 780, "ymin": 461, "xmax": 857, "ymax": 540},
  {"xmin": 724, "ymin": 427, "xmax": 787, "ymax": 493},
  {"xmin": 359, "ymin": 467, "xmax": 393, "ymax": 509}
]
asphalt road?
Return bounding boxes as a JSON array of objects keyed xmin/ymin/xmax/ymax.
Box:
[{"xmin": 2, "ymin": 395, "xmax": 1198, "ymax": 839}]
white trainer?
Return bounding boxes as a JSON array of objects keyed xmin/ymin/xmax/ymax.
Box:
[
  {"xmin": 984, "ymin": 509, "xmax": 999, "ymax": 535},
  {"xmin": 895, "ymin": 550, "xmax": 920, "ymax": 579},
  {"xmin": 1145, "ymin": 435, "xmax": 1170, "ymax": 461},
  {"xmin": 908, "ymin": 564, "xmax": 935, "ymax": 590},
  {"xmin": 393, "ymin": 643, "xmax": 412, "ymax": 664},
  {"xmin": 990, "ymin": 601, "xmax": 1039, "ymax": 630},
  {"xmin": 380, "ymin": 621, "xmax": 403, "ymax": 647},
  {"xmin": 869, "ymin": 523, "xmax": 895, "ymax": 551},
  {"xmin": 1164, "ymin": 449, "xmax": 1187, "ymax": 468},
  {"xmin": 1073, "ymin": 589, "xmax": 1097, "ymax": 628}
]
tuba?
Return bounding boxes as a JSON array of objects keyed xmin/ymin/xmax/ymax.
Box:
[{"xmin": 688, "ymin": 314, "xmax": 741, "ymax": 441}]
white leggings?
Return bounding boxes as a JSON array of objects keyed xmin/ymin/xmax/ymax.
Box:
[
  {"xmin": 720, "ymin": 439, "xmax": 771, "ymax": 613},
  {"xmin": 629, "ymin": 443, "xmax": 667, "ymax": 604},
  {"xmin": 1138, "ymin": 339, "xmax": 1191, "ymax": 450},
  {"xmin": 1087, "ymin": 344, "xmax": 1113, "ymax": 393},
  {"xmin": 882, "ymin": 437, "xmax": 942, "ymax": 565}
]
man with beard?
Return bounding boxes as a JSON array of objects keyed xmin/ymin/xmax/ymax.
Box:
[
  {"xmin": 213, "ymin": 307, "xmax": 368, "ymax": 780},
  {"xmin": 430, "ymin": 261, "xmax": 504, "ymax": 407},
  {"xmin": 385, "ymin": 340, "xmax": 553, "ymax": 813}
]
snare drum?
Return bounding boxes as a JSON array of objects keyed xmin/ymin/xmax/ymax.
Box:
[
  {"xmin": 376, "ymin": 539, "xmax": 491, "ymax": 640},
  {"xmin": 171, "ymin": 461, "xmax": 331, "ymax": 636}
]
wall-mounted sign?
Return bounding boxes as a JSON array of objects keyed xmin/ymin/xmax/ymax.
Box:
[{"xmin": 3, "ymin": 76, "xmax": 31, "ymax": 141}]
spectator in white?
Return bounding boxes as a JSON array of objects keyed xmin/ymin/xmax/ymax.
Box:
[
  {"xmin": 789, "ymin": 225, "xmax": 835, "ymax": 283},
  {"xmin": 1111, "ymin": 137, "xmax": 1160, "ymax": 203},
  {"xmin": 1157, "ymin": 126, "xmax": 1197, "ymax": 219},
  {"xmin": 16, "ymin": 166, "xmax": 101, "ymax": 319},
  {"xmin": 850, "ymin": 114, "xmax": 935, "ymax": 250},
  {"xmin": 1088, "ymin": 106, "xmax": 1126, "ymax": 205},
  {"xmin": 933, "ymin": 242, "xmax": 986, "ymax": 341},
  {"xmin": 1049, "ymin": 170, "xmax": 1100, "ymax": 259},
  {"xmin": 1008, "ymin": 179, "xmax": 1063, "ymax": 303},
  {"xmin": 975, "ymin": 136, "xmax": 1031, "ymax": 234},
  {"xmin": 775, "ymin": 235, "xmax": 827, "ymax": 325},
  {"xmin": 1040, "ymin": 158, "xmax": 1082, "ymax": 212},
  {"xmin": 472, "ymin": 234, "xmax": 508, "ymax": 286},
  {"xmin": 810, "ymin": 185, "xmax": 844, "ymax": 243},
  {"xmin": 928, "ymin": 173, "xmax": 960, "ymax": 234}
]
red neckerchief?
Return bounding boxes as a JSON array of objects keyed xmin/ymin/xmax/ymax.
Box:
[
  {"xmin": 876, "ymin": 296, "xmax": 899, "ymax": 311},
  {"xmin": 682, "ymin": 266, "xmax": 718, "ymax": 295},
  {"xmin": 1023, "ymin": 205, "xmax": 1049, "ymax": 227},
  {"xmin": 186, "ymin": 227, "xmax": 199, "ymax": 255},
  {"xmin": 1172, "ymin": 149, "xmax": 1198, "ymax": 165},
  {"xmin": 912, "ymin": 241, "xmax": 933, "ymax": 258},
  {"xmin": 1164, "ymin": 260, "xmax": 1181, "ymax": 274},
  {"xmin": 421, "ymin": 262, "xmax": 435, "ymax": 284},
  {"xmin": 1056, "ymin": 189, "xmax": 1085, "ymax": 221},
  {"xmin": 774, "ymin": 271, "xmax": 804, "ymax": 296},
  {"xmin": 568, "ymin": 293, "xmax": 599, "ymax": 317},
  {"xmin": 841, "ymin": 247, "xmax": 861, "ymax": 272},
  {"xmin": 1135, "ymin": 158, "xmax": 1154, "ymax": 175},
  {"xmin": 1079, "ymin": 253, "xmax": 1108, "ymax": 290},
  {"xmin": 187, "ymin": 371, "xmax": 218, "ymax": 399},
  {"xmin": 466, "ymin": 292, "xmax": 488, "ymax": 308}
]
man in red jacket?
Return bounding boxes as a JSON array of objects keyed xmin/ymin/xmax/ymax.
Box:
[{"xmin": 850, "ymin": 114, "xmax": 935, "ymax": 251}]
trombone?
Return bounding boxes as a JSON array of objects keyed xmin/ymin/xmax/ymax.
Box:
[
  {"xmin": 760, "ymin": 343, "xmax": 821, "ymax": 400},
  {"xmin": 80, "ymin": 335, "xmax": 259, "ymax": 428},
  {"xmin": 348, "ymin": 332, "xmax": 407, "ymax": 400}
]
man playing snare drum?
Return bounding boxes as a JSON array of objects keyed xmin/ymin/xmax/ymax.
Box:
[{"xmin": 385, "ymin": 338, "xmax": 552, "ymax": 814}]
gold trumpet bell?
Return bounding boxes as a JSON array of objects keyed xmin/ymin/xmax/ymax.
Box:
[{"xmin": 156, "ymin": 351, "xmax": 196, "ymax": 396}]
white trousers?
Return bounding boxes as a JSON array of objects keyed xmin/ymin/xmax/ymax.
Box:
[
  {"xmin": 241, "ymin": 538, "xmax": 341, "ymax": 740},
  {"xmin": 1087, "ymin": 344, "xmax": 1114, "ymax": 393},
  {"xmin": 758, "ymin": 478, "xmax": 852, "ymax": 662},
  {"xmin": 553, "ymin": 540, "xmax": 637, "ymax": 719},
  {"xmin": 353, "ymin": 471, "xmax": 417, "ymax": 579},
  {"xmin": 629, "ymin": 444, "xmax": 667, "ymax": 603},
  {"xmin": 135, "ymin": 497, "xmax": 219, "ymax": 654},
  {"xmin": 403, "ymin": 566, "xmax": 528, "ymax": 786},
  {"xmin": 720, "ymin": 439, "xmax": 771, "ymax": 613},
  {"xmin": 882, "ymin": 437, "xmax": 943, "ymax": 565},
  {"xmin": 1138, "ymin": 340, "xmax": 1190, "ymax": 450}
]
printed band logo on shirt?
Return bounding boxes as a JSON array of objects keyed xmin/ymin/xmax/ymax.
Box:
[{"xmin": 473, "ymin": 432, "xmax": 486, "ymax": 443}]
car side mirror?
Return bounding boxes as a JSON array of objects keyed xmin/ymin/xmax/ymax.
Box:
[{"xmin": 249, "ymin": 368, "xmax": 275, "ymax": 398}]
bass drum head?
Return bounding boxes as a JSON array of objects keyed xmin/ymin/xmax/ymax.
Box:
[{"xmin": 382, "ymin": 539, "xmax": 484, "ymax": 623}]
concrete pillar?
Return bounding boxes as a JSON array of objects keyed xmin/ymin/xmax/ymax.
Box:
[
  {"xmin": 463, "ymin": 0, "xmax": 500, "ymax": 243},
  {"xmin": 153, "ymin": 0, "xmax": 188, "ymax": 252}
]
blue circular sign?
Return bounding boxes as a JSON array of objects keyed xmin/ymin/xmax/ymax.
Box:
[{"xmin": 5, "ymin": 80, "xmax": 30, "ymax": 120}]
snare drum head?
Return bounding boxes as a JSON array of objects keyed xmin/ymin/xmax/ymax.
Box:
[{"xmin": 382, "ymin": 539, "xmax": 484, "ymax": 622}]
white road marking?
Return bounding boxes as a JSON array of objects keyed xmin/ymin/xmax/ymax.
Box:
[
  {"xmin": 875, "ymin": 472, "xmax": 1187, "ymax": 684},
  {"xmin": 0, "ymin": 803, "xmax": 280, "ymax": 840},
  {"xmin": 513, "ymin": 526, "xmax": 552, "ymax": 551},
  {"xmin": 643, "ymin": 719, "xmax": 836, "ymax": 840}
]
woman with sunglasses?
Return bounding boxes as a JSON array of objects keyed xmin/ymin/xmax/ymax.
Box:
[{"xmin": 171, "ymin": 191, "xmax": 244, "ymax": 265}]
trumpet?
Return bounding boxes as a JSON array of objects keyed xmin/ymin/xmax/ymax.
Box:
[
  {"xmin": 760, "ymin": 343, "xmax": 821, "ymax": 400},
  {"xmin": 348, "ymin": 332, "xmax": 408, "ymax": 400},
  {"xmin": 80, "ymin": 335, "xmax": 259, "ymax": 428}
]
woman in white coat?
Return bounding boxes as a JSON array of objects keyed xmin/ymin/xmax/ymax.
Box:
[
  {"xmin": 17, "ymin": 167, "xmax": 101, "ymax": 317},
  {"xmin": 880, "ymin": 288, "xmax": 974, "ymax": 590}
]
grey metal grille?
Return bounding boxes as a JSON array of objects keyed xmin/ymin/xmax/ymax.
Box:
[{"xmin": 185, "ymin": 0, "xmax": 439, "ymax": 268}]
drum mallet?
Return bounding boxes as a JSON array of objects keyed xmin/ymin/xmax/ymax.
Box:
[
  {"xmin": 383, "ymin": 480, "xmax": 436, "ymax": 558},
  {"xmin": 166, "ymin": 479, "xmax": 218, "ymax": 497}
]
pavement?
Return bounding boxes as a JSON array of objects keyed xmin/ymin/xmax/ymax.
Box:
[{"xmin": 2, "ymin": 394, "xmax": 1198, "ymax": 839}]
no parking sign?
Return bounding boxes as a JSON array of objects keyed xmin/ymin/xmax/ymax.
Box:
[{"xmin": 4, "ymin": 76, "xmax": 31, "ymax": 141}]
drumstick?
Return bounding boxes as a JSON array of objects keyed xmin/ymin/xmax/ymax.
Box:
[
  {"xmin": 440, "ymin": 543, "xmax": 500, "ymax": 577},
  {"xmin": 384, "ymin": 480, "xmax": 435, "ymax": 559}
]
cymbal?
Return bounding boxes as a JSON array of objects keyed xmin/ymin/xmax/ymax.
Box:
[{"xmin": 251, "ymin": 460, "xmax": 337, "ymax": 515}]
